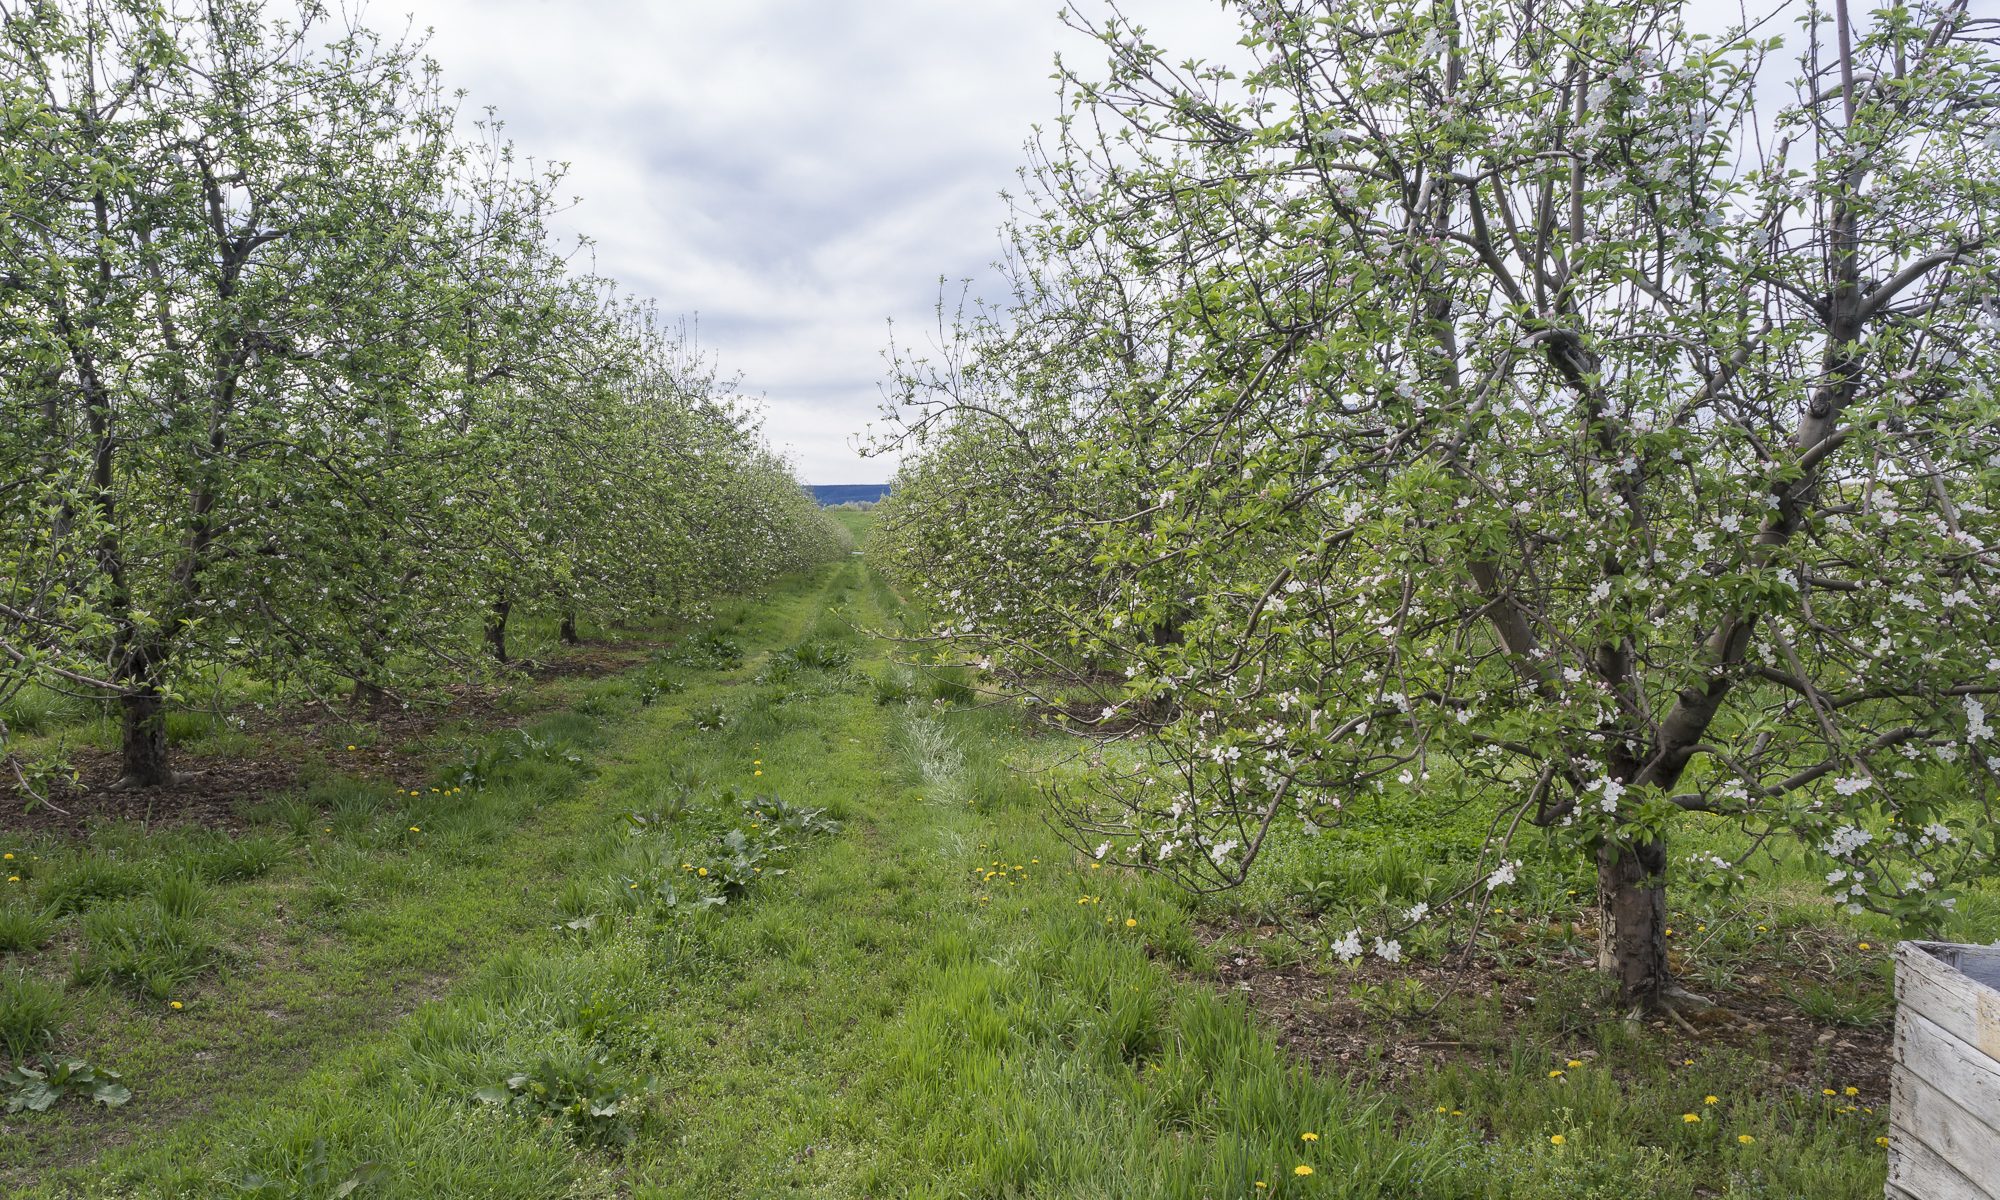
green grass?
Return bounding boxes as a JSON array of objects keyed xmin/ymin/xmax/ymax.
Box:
[
  {"xmin": 0, "ymin": 548, "xmax": 1906, "ymax": 1197},
  {"xmin": 0, "ymin": 902, "xmax": 56, "ymax": 954},
  {"xmin": 0, "ymin": 683, "xmax": 97, "ymax": 738},
  {"xmin": 1, "ymin": 970, "xmax": 65, "ymax": 1062}
]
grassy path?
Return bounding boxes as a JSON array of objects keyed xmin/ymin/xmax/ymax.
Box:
[{"xmin": 13, "ymin": 551, "xmax": 1887, "ymax": 1199}]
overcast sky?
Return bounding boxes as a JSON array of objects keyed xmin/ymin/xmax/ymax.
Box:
[
  {"xmin": 400, "ymin": 0, "xmax": 1834, "ymax": 484},
  {"xmin": 397, "ymin": 0, "xmax": 1240, "ymax": 484}
]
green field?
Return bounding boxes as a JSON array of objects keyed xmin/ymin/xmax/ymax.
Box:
[{"xmin": 0, "ymin": 527, "xmax": 1920, "ymax": 1197}]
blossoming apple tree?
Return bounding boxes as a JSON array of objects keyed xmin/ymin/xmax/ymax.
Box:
[
  {"xmin": 0, "ymin": 0, "xmax": 843, "ymax": 792},
  {"xmin": 878, "ymin": 0, "xmax": 1999, "ymax": 1010}
]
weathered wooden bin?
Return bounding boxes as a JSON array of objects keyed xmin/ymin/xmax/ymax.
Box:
[{"xmin": 1889, "ymin": 941, "xmax": 2000, "ymax": 1199}]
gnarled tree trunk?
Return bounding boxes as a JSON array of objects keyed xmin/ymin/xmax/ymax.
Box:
[
  {"xmin": 1597, "ymin": 837, "xmax": 1669, "ymax": 1011},
  {"xmin": 351, "ymin": 678, "xmax": 391, "ymax": 711},
  {"xmin": 559, "ymin": 612, "xmax": 580, "ymax": 645},
  {"xmin": 117, "ymin": 681, "xmax": 173, "ymax": 788},
  {"xmin": 485, "ymin": 596, "xmax": 511, "ymax": 663}
]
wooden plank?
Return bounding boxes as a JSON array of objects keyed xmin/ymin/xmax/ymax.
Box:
[
  {"xmin": 1897, "ymin": 1008, "xmax": 2000, "ymax": 1134},
  {"xmin": 1898, "ymin": 943, "xmax": 2000, "ymax": 1061},
  {"xmin": 1887, "ymin": 1134, "xmax": 1994, "ymax": 1200},
  {"xmin": 1907, "ymin": 941, "xmax": 2000, "ymax": 991},
  {"xmin": 1890, "ymin": 1065, "xmax": 2000, "ymax": 1200}
]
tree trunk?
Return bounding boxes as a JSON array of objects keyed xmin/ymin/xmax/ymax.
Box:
[
  {"xmin": 559, "ymin": 612, "xmax": 581, "ymax": 646},
  {"xmin": 118, "ymin": 684, "xmax": 174, "ymax": 788},
  {"xmin": 351, "ymin": 678, "xmax": 391, "ymax": 711},
  {"xmin": 1597, "ymin": 837, "xmax": 1669, "ymax": 1011},
  {"xmin": 485, "ymin": 596, "xmax": 511, "ymax": 663}
]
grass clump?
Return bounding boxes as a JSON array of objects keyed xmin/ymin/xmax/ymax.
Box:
[
  {"xmin": 73, "ymin": 899, "xmax": 214, "ymax": 1002},
  {"xmin": 0, "ymin": 904, "xmax": 56, "ymax": 954},
  {"xmin": 0, "ymin": 972, "xmax": 63, "ymax": 1063},
  {"xmin": 35, "ymin": 856, "xmax": 148, "ymax": 916}
]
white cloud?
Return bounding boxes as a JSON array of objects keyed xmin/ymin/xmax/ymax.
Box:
[
  {"xmin": 396, "ymin": 0, "xmax": 1239, "ymax": 482},
  {"xmin": 401, "ymin": 0, "xmax": 1767, "ymax": 482}
]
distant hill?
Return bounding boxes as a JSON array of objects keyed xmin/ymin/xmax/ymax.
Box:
[{"xmin": 808, "ymin": 484, "xmax": 891, "ymax": 507}]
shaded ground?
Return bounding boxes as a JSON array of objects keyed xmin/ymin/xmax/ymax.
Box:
[
  {"xmin": 4, "ymin": 755, "xmax": 300, "ymax": 839},
  {"xmin": 5, "ymin": 641, "xmax": 659, "ymax": 838},
  {"xmin": 1196, "ymin": 914, "xmax": 1891, "ymax": 1109}
]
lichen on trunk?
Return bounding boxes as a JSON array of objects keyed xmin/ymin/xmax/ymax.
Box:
[{"xmin": 1596, "ymin": 836, "xmax": 1670, "ymax": 1012}]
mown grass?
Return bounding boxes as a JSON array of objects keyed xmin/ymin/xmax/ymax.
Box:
[
  {"xmin": 2, "ymin": 540, "xmax": 1911, "ymax": 1197},
  {"xmin": 0, "ymin": 577, "xmax": 820, "ymax": 1185}
]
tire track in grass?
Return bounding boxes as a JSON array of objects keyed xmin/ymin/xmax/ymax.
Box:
[{"xmin": 613, "ymin": 561, "xmax": 1479, "ymax": 1200}]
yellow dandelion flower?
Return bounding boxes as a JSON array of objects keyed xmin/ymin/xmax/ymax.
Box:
[
  {"xmin": 1436, "ymin": 1105, "xmax": 1448, "ymax": 1113},
  {"xmin": 697, "ymin": 867, "xmax": 708, "ymax": 877},
  {"xmin": 1125, "ymin": 918, "xmax": 1138, "ymax": 928},
  {"xmin": 1737, "ymin": 1134, "xmax": 1755, "ymax": 1145},
  {"xmin": 409, "ymin": 825, "xmax": 421, "ymax": 832},
  {"xmin": 1549, "ymin": 1134, "xmax": 1565, "ymax": 1145},
  {"xmin": 6, "ymin": 877, "xmax": 17, "ymax": 884},
  {"xmin": 1549, "ymin": 1069, "xmax": 1565, "ymax": 1078},
  {"xmin": 1300, "ymin": 1131, "xmax": 1319, "ymax": 1142},
  {"xmin": 1875, "ymin": 1136, "xmax": 1889, "ymax": 1148},
  {"xmin": 3, "ymin": 853, "xmax": 12, "ymax": 860},
  {"xmin": 1294, "ymin": 1166, "xmax": 1313, "ymax": 1177},
  {"xmin": 1843, "ymin": 1087, "xmax": 1859, "ymax": 1097},
  {"xmin": 1683, "ymin": 1113, "xmax": 1700, "ymax": 1124},
  {"xmin": 1705, "ymin": 1095, "xmax": 1719, "ymax": 1105},
  {"xmin": 1451, "ymin": 1110, "xmax": 1464, "ymax": 1117},
  {"xmin": 1091, "ymin": 862, "xmax": 1102, "ymax": 869},
  {"xmin": 753, "ymin": 770, "xmax": 762, "ymax": 777},
  {"xmin": 1822, "ymin": 1089, "xmax": 1837, "ymax": 1097},
  {"xmin": 1857, "ymin": 942, "xmax": 1871, "ymax": 951},
  {"xmin": 169, "ymin": 1000, "xmax": 183, "ymax": 1010}
]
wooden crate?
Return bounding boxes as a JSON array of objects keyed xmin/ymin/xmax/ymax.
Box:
[{"xmin": 1889, "ymin": 941, "xmax": 2000, "ymax": 1200}]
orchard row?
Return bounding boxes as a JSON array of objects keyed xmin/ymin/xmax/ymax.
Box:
[
  {"xmin": 871, "ymin": 0, "xmax": 2000, "ymax": 1009},
  {"xmin": 0, "ymin": 2, "xmax": 846, "ymax": 790}
]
